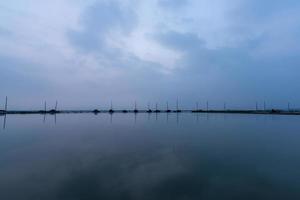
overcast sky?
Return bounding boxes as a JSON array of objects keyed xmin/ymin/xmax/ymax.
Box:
[{"xmin": 1, "ymin": 0, "xmax": 300, "ymax": 110}]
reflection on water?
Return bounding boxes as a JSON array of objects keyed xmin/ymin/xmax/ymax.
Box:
[
  {"xmin": 2, "ymin": 114, "xmax": 6, "ymax": 129},
  {"xmin": 0, "ymin": 113, "xmax": 300, "ymax": 200}
]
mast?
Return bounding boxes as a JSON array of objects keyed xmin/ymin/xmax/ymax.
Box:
[
  {"xmin": 134, "ymin": 101, "xmax": 138, "ymax": 113},
  {"xmin": 4, "ymin": 96, "xmax": 7, "ymax": 112},
  {"xmin": 109, "ymin": 100, "xmax": 114, "ymax": 113},
  {"xmin": 55, "ymin": 101, "xmax": 58, "ymax": 111}
]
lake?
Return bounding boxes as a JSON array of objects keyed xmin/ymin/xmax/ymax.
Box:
[{"xmin": 0, "ymin": 113, "xmax": 300, "ymax": 200}]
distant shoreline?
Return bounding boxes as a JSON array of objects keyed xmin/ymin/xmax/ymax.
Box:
[{"xmin": 1, "ymin": 110, "xmax": 300, "ymax": 116}]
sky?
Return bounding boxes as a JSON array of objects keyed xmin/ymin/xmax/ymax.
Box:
[{"xmin": 0, "ymin": 0, "xmax": 300, "ymax": 110}]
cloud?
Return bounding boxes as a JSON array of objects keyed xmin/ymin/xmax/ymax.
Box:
[
  {"xmin": 153, "ymin": 30, "xmax": 250, "ymax": 72},
  {"xmin": 158, "ymin": 0, "xmax": 189, "ymax": 9},
  {"xmin": 0, "ymin": 27, "xmax": 11, "ymax": 37},
  {"xmin": 154, "ymin": 31, "xmax": 204, "ymax": 51},
  {"xmin": 68, "ymin": 1, "xmax": 137, "ymax": 53},
  {"xmin": 152, "ymin": 27, "xmax": 300, "ymax": 106}
]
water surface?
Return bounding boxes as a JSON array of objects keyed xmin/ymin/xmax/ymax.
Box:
[{"xmin": 0, "ymin": 113, "xmax": 300, "ymax": 200}]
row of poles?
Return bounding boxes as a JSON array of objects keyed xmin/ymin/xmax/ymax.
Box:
[
  {"xmin": 106, "ymin": 100, "xmax": 293, "ymax": 113},
  {"xmin": 1, "ymin": 97, "xmax": 295, "ymax": 113},
  {"xmin": 109, "ymin": 100, "xmax": 182, "ymax": 112}
]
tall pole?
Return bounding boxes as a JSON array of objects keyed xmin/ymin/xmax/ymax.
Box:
[
  {"xmin": 134, "ymin": 101, "xmax": 138, "ymax": 113},
  {"xmin": 196, "ymin": 102, "xmax": 199, "ymax": 111},
  {"xmin": 55, "ymin": 101, "xmax": 58, "ymax": 111},
  {"xmin": 43, "ymin": 101, "xmax": 46, "ymax": 123},
  {"xmin": 110, "ymin": 100, "xmax": 113, "ymax": 110},
  {"xmin": 156, "ymin": 103, "xmax": 158, "ymax": 111},
  {"xmin": 4, "ymin": 96, "xmax": 7, "ymax": 112},
  {"xmin": 176, "ymin": 98, "xmax": 179, "ymax": 110},
  {"xmin": 167, "ymin": 101, "xmax": 169, "ymax": 110}
]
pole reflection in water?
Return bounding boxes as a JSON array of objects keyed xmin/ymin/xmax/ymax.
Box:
[{"xmin": 2, "ymin": 115, "xmax": 6, "ymax": 130}]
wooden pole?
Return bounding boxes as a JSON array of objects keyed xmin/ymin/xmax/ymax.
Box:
[{"xmin": 4, "ymin": 96, "xmax": 7, "ymax": 112}]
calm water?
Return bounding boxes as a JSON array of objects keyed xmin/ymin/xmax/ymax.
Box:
[{"xmin": 0, "ymin": 113, "xmax": 300, "ymax": 200}]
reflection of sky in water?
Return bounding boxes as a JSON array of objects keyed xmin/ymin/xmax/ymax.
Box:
[{"xmin": 0, "ymin": 114, "xmax": 300, "ymax": 200}]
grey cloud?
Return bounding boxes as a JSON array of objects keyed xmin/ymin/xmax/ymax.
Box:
[
  {"xmin": 237, "ymin": 0, "xmax": 300, "ymax": 20},
  {"xmin": 158, "ymin": 0, "xmax": 189, "ymax": 9},
  {"xmin": 229, "ymin": 0, "xmax": 300, "ymax": 45},
  {"xmin": 153, "ymin": 30, "xmax": 300, "ymax": 105},
  {"xmin": 154, "ymin": 31, "xmax": 204, "ymax": 51},
  {"xmin": 66, "ymin": 0, "xmax": 300, "ymax": 107},
  {"xmin": 68, "ymin": 1, "xmax": 137, "ymax": 53},
  {"xmin": 0, "ymin": 27, "xmax": 11, "ymax": 37},
  {"xmin": 154, "ymin": 31, "xmax": 251, "ymax": 72}
]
